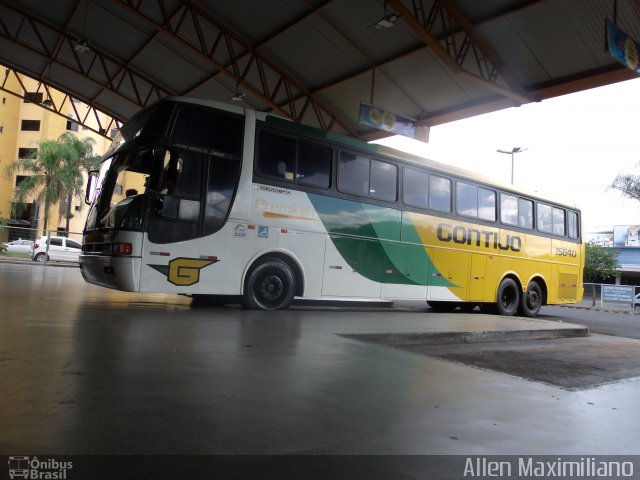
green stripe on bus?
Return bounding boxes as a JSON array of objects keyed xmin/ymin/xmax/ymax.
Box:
[{"xmin": 308, "ymin": 194, "xmax": 452, "ymax": 287}]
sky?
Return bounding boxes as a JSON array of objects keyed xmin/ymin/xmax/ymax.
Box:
[{"xmin": 374, "ymin": 77, "xmax": 640, "ymax": 234}]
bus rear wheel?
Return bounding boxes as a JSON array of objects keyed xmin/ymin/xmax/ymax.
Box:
[
  {"xmin": 519, "ymin": 281, "xmax": 542, "ymax": 317},
  {"xmin": 496, "ymin": 278, "xmax": 520, "ymax": 316},
  {"xmin": 243, "ymin": 258, "xmax": 295, "ymax": 310}
]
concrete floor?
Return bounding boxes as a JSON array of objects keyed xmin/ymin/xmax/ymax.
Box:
[{"xmin": 1, "ymin": 262, "xmax": 639, "ymax": 456}]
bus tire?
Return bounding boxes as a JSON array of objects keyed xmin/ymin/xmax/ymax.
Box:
[
  {"xmin": 519, "ymin": 281, "xmax": 542, "ymax": 317},
  {"xmin": 243, "ymin": 258, "xmax": 296, "ymax": 310},
  {"xmin": 496, "ymin": 278, "xmax": 519, "ymax": 316}
]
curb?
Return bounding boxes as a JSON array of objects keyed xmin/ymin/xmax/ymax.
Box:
[
  {"xmin": 559, "ymin": 304, "xmax": 639, "ymax": 315},
  {"xmin": 0, "ymin": 257, "xmax": 79, "ymax": 268},
  {"xmin": 341, "ymin": 327, "xmax": 590, "ymax": 346}
]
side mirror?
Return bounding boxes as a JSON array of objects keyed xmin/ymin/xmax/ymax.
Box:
[{"xmin": 85, "ymin": 170, "xmax": 99, "ymax": 205}]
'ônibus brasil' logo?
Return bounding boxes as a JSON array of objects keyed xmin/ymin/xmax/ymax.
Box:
[{"xmin": 149, "ymin": 258, "xmax": 218, "ymax": 286}]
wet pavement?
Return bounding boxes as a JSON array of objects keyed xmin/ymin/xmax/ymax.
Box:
[{"xmin": 1, "ymin": 261, "xmax": 639, "ymax": 457}]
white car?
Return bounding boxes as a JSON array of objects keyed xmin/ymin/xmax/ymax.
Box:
[
  {"xmin": 32, "ymin": 236, "xmax": 82, "ymax": 263},
  {"xmin": 2, "ymin": 239, "xmax": 34, "ymax": 254}
]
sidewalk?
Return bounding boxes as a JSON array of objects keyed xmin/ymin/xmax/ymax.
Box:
[
  {"xmin": 0, "ymin": 254, "xmax": 79, "ymax": 268},
  {"xmin": 561, "ymin": 299, "xmax": 639, "ymax": 314}
]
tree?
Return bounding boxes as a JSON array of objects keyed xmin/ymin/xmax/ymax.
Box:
[
  {"xmin": 4, "ymin": 133, "xmax": 98, "ymax": 234},
  {"xmin": 57, "ymin": 132, "xmax": 101, "ymax": 232},
  {"xmin": 584, "ymin": 243, "xmax": 620, "ymax": 306},
  {"xmin": 610, "ymin": 170, "xmax": 640, "ymax": 202}
]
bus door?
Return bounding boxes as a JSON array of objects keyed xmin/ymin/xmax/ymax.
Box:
[
  {"xmin": 468, "ymin": 253, "xmax": 487, "ymax": 302},
  {"xmin": 429, "ymin": 247, "xmax": 471, "ymax": 301},
  {"xmin": 322, "ymin": 236, "xmax": 382, "ymax": 298}
]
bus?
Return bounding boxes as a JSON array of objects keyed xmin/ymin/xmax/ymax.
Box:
[{"xmin": 80, "ymin": 97, "xmax": 584, "ymax": 316}]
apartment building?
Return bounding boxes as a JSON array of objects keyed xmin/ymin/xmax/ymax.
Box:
[{"xmin": 0, "ymin": 68, "xmax": 113, "ymax": 237}]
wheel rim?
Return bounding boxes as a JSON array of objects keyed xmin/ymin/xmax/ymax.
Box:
[
  {"xmin": 500, "ymin": 286, "xmax": 517, "ymax": 310},
  {"xmin": 525, "ymin": 289, "xmax": 540, "ymax": 310},
  {"xmin": 256, "ymin": 273, "xmax": 285, "ymax": 307}
]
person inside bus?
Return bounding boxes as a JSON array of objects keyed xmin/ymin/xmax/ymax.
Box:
[
  {"xmin": 157, "ymin": 173, "xmax": 178, "ymax": 217},
  {"xmin": 160, "ymin": 175, "xmax": 176, "ymax": 195},
  {"xmin": 126, "ymin": 188, "xmax": 138, "ymax": 197}
]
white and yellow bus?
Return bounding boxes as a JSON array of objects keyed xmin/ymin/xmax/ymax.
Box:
[{"xmin": 80, "ymin": 97, "xmax": 584, "ymax": 316}]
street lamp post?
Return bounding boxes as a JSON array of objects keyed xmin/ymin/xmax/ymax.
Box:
[{"xmin": 497, "ymin": 147, "xmax": 527, "ymax": 185}]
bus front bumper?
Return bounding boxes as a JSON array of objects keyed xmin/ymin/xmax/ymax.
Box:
[{"xmin": 79, "ymin": 254, "xmax": 141, "ymax": 291}]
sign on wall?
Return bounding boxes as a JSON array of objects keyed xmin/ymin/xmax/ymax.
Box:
[{"xmin": 601, "ymin": 284, "xmax": 634, "ymax": 303}]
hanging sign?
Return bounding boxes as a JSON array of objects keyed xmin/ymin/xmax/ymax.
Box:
[
  {"xmin": 359, "ymin": 103, "xmax": 416, "ymax": 139},
  {"xmin": 606, "ymin": 20, "xmax": 640, "ymax": 74}
]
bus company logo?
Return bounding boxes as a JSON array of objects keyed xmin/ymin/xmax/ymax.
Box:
[
  {"xmin": 149, "ymin": 258, "xmax": 218, "ymax": 286},
  {"xmin": 254, "ymin": 199, "xmax": 318, "ymax": 221},
  {"xmin": 437, "ymin": 223, "xmax": 522, "ymax": 252},
  {"xmin": 234, "ymin": 224, "xmax": 247, "ymax": 238},
  {"xmin": 8, "ymin": 456, "xmax": 73, "ymax": 479}
]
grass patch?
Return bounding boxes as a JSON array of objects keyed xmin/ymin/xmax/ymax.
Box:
[{"xmin": 0, "ymin": 251, "xmax": 31, "ymax": 259}]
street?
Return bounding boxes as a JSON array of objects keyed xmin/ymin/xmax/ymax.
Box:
[{"xmin": 541, "ymin": 305, "xmax": 640, "ymax": 339}]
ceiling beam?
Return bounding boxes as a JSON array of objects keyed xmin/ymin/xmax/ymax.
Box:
[
  {"xmin": 117, "ymin": 0, "xmax": 360, "ymax": 137},
  {"xmin": 0, "ymin": 2, "xmax": 172, "ymax": 119},
  {"xmin": 388, "ymin": 0, "xmax": 530, "ymax": 105},
  {"xmin": 0, "ymin": 66, "xmax": 120, "ymax": 139}
]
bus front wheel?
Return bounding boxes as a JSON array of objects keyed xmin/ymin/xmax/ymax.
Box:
[
  {"xmin": 496, "ymin": 278, "xmax": 519, "ymax": 316},
  {"xmin": 243, "ymin": 258, "xmax": 296, "ymax": 310},
  {"xmin": 519, "ymin": 281, "xmax": 542, "ymax": 317}
]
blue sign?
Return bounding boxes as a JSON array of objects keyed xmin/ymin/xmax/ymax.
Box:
[
  {"xmin": 359, "ymin": 103, "xmax": 416, "ymax": 138},
  {"xmin": 602, "ymin": 284, "xmax": 634, "ymax": 303},
  {"xmin": 258, "ymin": 225, "xmax": 269, "ymax": 238},
  {"xmin": 606, "ymin": 20, "xmax": 640, "ymax": 74}
]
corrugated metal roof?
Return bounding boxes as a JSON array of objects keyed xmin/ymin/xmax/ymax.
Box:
[{"xmin": 0, "ymin": 0, "xmax": 637, "ymax": 140}]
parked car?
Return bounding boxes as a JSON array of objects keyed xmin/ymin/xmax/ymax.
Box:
[
  {"xmin": 635, "ymin": 293, "xmax": 640, "ymax": 310},
  {"xmin": 2, "ymin": 239, "xmax": 34, "ymax": 254},
  {"xmin": 32, "ymin": 236, "xmax": 82, "ymax": 263}
]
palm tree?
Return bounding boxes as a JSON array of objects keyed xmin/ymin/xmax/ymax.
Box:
[
  {"xmin": 57, "ymin": 132, "xmax": 101, "ymax": 232},
  {"xmin": 5, "ymin": 133, "xmax": 99, "ymax": 234}
]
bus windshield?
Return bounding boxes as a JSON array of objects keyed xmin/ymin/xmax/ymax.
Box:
[
  {"xmin": 86, "ymin": 141, "xmax": 241, "ymax": 243},
  {"xmin": 85, "ymin": 100, "xmax": 245, "ymax": 244}
]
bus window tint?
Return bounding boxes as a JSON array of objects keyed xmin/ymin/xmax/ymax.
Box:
[
  {"xmin": 553, "ymin": 207, "xmax": 566, "ymax": 236},
  {"xmin": 171, "ymin": 105, "xmax": 243, "ymax": 158},
  {"xmin": 479, "ymin": 187, "xmax": 496, "ymax": 221},
  {"xmin": 518, "ymin": 198, "xmax": 533, "ymax": 229},
  {"xmin": 568, "ymin": 211, "xmax": 579, "ymax": 239},
  {"xmin": 403, "ymin": 167, "xmax": 429, "ymax": 209},
  {"xmin": 257, "ymin": 131, "xmax": 296, "ymax": 180},
  {"xmin": 456, "ymin": 181, "xmax": 477, "ymax": 217},
  {"xmin": 429, "ymin": 175, "xmax": 451, "ymax": 212},
  {"xmin": 298, "ymin": 141, "xmax": 331, "ymax": 188},
  {"xmin": 338, "ymin": 152, "xmax": 369, "ymax": 196},
  {"xmin": 204, "ymin": 157, "xmax": 240, "ymax": 235},
  {"xmin": 537, "ymin": 203, "xmax": 552, "ymax": 233},
  {"xmin": 370, "ymin": 160, "xmax": 397, "ymax": 201},
  {"xmin": 500, "ymin": 194, "xmax": 518, "ymax": 225}
]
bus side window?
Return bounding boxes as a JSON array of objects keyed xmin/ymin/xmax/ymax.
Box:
[
  {"xmin": 257, "ymin": 131, "xmax": 296, "ymax": 180},
  {"xmin": 500, "ymin": 193, "xmax": 518, "ymax": 225},
  {"xmin": 402, "ymin": 167, "xmax": 429, "ymax": 209},
  {"xmin": 518, "ymin": 198, "xmax": 533, "ymax": 229},
  {"xmin": 338, "ymin": 151, "xmax": 369, "ymax": 197},
  {"xmin": 297, "ymin": 141, "xmax": 331, "ymax": 188},
  {"xmin": 429, "ymin": 175, "xmax": 451, "ymax": 212},
  {"xmin": 552, "ymin": 207, "xmax": 566, "ymax": 236},
  {"xmin": 537, "ymin": 203, "xmax": 552, "ymax": 233},
  {"xmin": 568, "ymin": 211, "xmax": 579, "ymax": 239}
]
